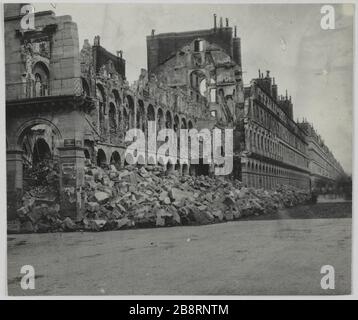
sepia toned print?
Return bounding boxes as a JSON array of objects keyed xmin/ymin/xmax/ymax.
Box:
[{"xmin": 5, "ymin": 2, "xmax": 353, "ymax": 295}]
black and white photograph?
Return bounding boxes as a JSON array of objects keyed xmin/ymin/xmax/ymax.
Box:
[{"xmin": 2, "ymin": 1, "xmax": 355, "ymax": 297}]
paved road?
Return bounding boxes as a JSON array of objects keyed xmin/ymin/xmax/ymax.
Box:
[{"xmin": 7, "ymin": 204, "xmax": 351, "ymax": 296}]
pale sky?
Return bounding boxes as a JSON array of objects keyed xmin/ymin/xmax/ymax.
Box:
[{"xmin": 34, "ymin": 3, "xmax": 354, "ymax": 174}]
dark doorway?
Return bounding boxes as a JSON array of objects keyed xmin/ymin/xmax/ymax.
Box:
[{"xmin": 32, "ymin": 138, "xmax": 51, "ymax": 165}]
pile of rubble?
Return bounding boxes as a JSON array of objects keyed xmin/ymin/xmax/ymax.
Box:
[{"xmin": 9, "ymin": 160, "xmax": 311, "ymax": 233}]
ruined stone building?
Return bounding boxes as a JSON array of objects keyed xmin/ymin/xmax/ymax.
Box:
[
  {"xmin": 146, "ymin": 15, "xmax": 244, "ymax": 176},
  {"xmin": 5, "ymin": 4, "xmax": 346, "ymax": 219},
  {"xmin": 147, "ymin": 15, "xmax": 244, "ymax": 126}
]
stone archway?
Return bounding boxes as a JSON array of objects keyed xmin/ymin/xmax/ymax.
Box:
[
  {"xmin": 96, "ymin": 149, "xmax": 107, "ymax": 167},
  {"xmin": 7, "ymin": 118, "xmax": 63, "ymax": 220},
  {"xmin": 110, "ymin": 151, "xmax": 121, "ymax": 170},
  {"xmin": 16, "ymin": 118, "xmax": 62, "ymax": 149}
]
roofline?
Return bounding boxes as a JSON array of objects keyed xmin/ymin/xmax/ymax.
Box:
[{"xmin": 146, "ymin": 27, "xmax": 233, "ymax": 40}]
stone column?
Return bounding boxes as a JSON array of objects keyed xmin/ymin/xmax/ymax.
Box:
[
  {"xmin": 7, "ymin": 149, "xmax": 23, "ymax": 220},
  {"xmin": 58, "ymin": 145, "xmax": 85, "ymax": 220}
]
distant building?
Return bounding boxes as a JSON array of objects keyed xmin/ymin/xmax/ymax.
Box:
[{"xmin": 297, "ymin": 120, "xmax": 346, "ymax": 192}]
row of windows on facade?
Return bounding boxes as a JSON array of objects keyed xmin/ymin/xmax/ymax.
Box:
[
  {"xmin": 253, "ymin": 86, "xmax": 305, "ymax": 146},
  {"xmin": 92, "ymin": 77, "xmax": 203, "ymax": 121},
  {"xmin": 96, "ymin": 97, "xmax": 195, "ymax": 136},
  {"xmin": 254, "ymin": 86, "xmax": 289, "ymax": 123},
  {"xmin": 311, "ymin": 144, "xmax": 343, "ymax": 175},
  {"xmin": 246, "ymin": 128, "xmax": 308, "ymax": 169},
  {"xmin": 244, "ymin": 161, "xmax": 309, "ymax": 181},
  {"xmin": 243, "ymin": 173, "xmax": 309, "ymax": 190},
  {"xmin": 311, "ymin": 154, "xmax": 343, "ymax": 178},
  {"xmin": 311, "ymin": 148, "xmax": 343, "ymax": 172},
  {"xmin": 312, "ymin": 162, "xmax": 336, "ymax": 179},
  {"xmin": 250, "ymin": 102, "xmax": 305, "ymax": 154}
]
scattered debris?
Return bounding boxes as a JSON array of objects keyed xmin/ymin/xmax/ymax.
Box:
[{"xmin": 10, "ymin": 160, "xmax": 311, "ymax": 233}]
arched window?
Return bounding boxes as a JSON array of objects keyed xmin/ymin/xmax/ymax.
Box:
[
  {"xmin": 117, "ymin": 109, "xmax": 122, "ymax": 133},
  {"xmin": 110, "ymin": 151, "xmax": 121, "ymax": 170},
  {"xmin": 147, "ymin": 104, "xmax": 155, "ymax": 121},
  {"xmin": 96, "ymin": 149, "xmax": 107, "ymax": 167},
  {"xmin": 137, "ymin": 100, "xmax": 145, "ymax": 131},
  {"xmin": 126, "ymin": 95, "xmax": 135, "ymax": 128},
  {"xmin": 181, "ymin": 118, "xmax": 187, "ymax": 129},
  {"xmin": 188, "ymin": 120, "xmax": 193, "ymax": 129},
  {"xmin": 113, "ymin": 90, "xmax": 121, "ymax": 106},
  {"xmin": 174, "ymin": 115, "xmax": 180, "ymax": 133},
  {"xmin": 34, "ymin": 74, "xmax": 42, "ymax": 97},
  {"xmin": 123, "ymin": 108, "xmax": 129, "ymax": 131},
  {"xmin": 96, "ymin": 85, "xmax": 106, "ymax": 136},
  {"xmin": 33, "ymin": 62, "xmax": 49, "ymax": 97},
  {"xmin": 165, "ymin": 110, "xmax": 172, "ymax": 129},
  {"xmin": 109, "ymin": 102, "xmax": 117, "ymax": 136},
  {"xmin": 157, "ymin": 108, "xmax": 164, "ymax": 131}
]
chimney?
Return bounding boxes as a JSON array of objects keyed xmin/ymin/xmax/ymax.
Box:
[
  {"xmin": 220, "ymin": 17, "xmax": 223, "ymax": 28},
  {"xmin": 214, "ymin": 14, "xmax": 217, "ymax": 30},
  {"xmin": 151, "ymin": 29, "xmax": 155, "ymax": 37},
  {"xmin": 233, "ymin": 36, "xmax": 242, "ymax": 67},
  {"xmin": 94, "ymin": 35, "xmax": 100, "ymax": 46},
  {"xmin": 225, "ymin": 18, "xmax": 229, "ymax": 27},
  {"xmin": 272, "ymin": 77, "xmax": 278, "ymax": 101},
  {"xmin": 117, "ymin": 50, "xmax": 123, "ymax": 58},
  {"xmin": 234, "ymin": 25, "xmax": 237, "ymax": 38}
]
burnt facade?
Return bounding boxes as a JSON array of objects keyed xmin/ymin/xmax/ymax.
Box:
[
  {"xmin": 147, "ymin": 18, "xmax": 244, "ymax": 127},
  {"xmin": 79, "ymin": 33, "xmax": 208, "ymax": 174},
  {"xmin": 147, "ymin": 17, "xmax": 245, "ymax": 176}
]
